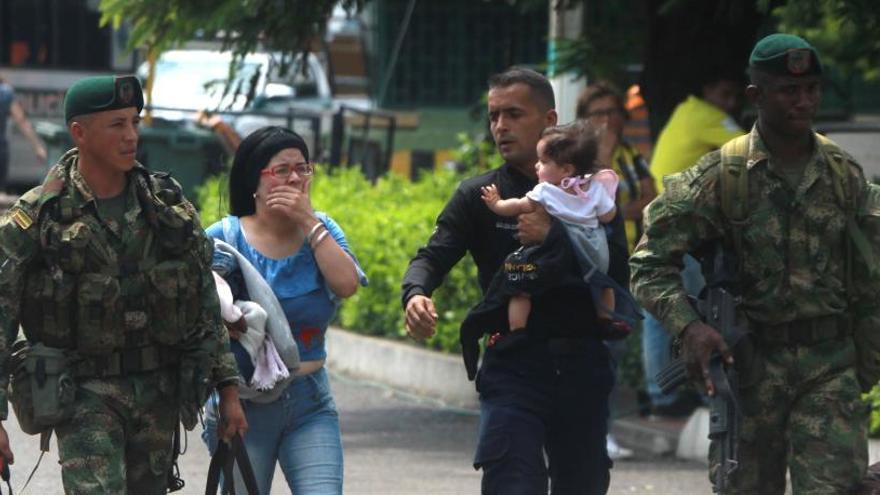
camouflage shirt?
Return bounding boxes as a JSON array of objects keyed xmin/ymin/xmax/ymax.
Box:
[
  {"xmin": 630, "ymin": 125, "xmax": 869, "ymax": 336},
  {"xmin": 0, "ymin": 150, "xmax": 238, "ymax": 420}
]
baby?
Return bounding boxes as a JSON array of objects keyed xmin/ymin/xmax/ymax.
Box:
[{"xmin": 481, "ymin": 120, "xmax": 622, "ymax": 334}]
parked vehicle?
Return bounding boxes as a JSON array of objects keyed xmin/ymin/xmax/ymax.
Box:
[{"xmin": 137, "ymin": 49, "xmax": 373, "ymax": 159}]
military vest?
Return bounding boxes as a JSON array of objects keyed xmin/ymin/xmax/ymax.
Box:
[
  {"xmin": 719, "ymin": 132, "xmax": 872, "ymax": 272},
  {"xmin": 19, "ymin": 163, "xmax": 209, "ymax": 359}
]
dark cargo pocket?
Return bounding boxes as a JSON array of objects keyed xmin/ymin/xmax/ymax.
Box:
[
  {"xmin": 148, "ymin": 261, "xmax": 199, "ymax": 345},
  {"xmin": 75, "ymin": 273, "xmax": 123, "ymax": 353},
  {"xmin": 21, "ymin": 270, "xmax": 76, "ymax": 347},
  {"xmin": 473, "ymin": 425, "xmax": 510, "ymax": 470},
  {"xmin": 9, "ymin": 361, "xmax": 39, "ymax": 434}
]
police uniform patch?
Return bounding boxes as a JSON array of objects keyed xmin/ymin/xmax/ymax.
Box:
[
  {"xmin": 786, "ymin": 48, "xmax": 811, "ymax": 75},
  {"xmin": 9, "ymin": 208, "xmax": 33, "ymax": 230}
]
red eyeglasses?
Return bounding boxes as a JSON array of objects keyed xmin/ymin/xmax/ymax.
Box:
[{"xmin": 260, "ymin": 163, "xmax": 315, "ymax": 179}]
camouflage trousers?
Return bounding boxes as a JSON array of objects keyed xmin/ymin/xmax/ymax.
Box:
[
  {"xmin": 710, "ymin": 338, "xmax": 868, "ymax": 495},
  {"xmin": 54, "ymin": 369, "xmax": 179, "ymax": 495}
]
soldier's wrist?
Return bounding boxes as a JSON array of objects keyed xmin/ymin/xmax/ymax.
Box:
[
  {"xmin": 215, "ymin": 378, "xmax": 239, "ymax": 391},
  {"xmin": 680, "ymin": 319, "xmax": 703, "ymax": 338}
]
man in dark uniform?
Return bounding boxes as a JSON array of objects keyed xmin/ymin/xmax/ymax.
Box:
[
  {"xmin": 402, "ymin": 67, "xmax": 625, "ymax": 494},
  {"xmin": 0, "ymin": 75, "xmax": 247, "ymax": 493}
]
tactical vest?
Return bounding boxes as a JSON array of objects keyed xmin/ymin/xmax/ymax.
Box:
[
  {"xmin": 719, "ymin": 132, "xmax": 873, "ymax": 276},
  {"xmin": 19, "ymin": 166, "xmax": 208, "ymax": 373},
  {"xmin": 718, "ymin": 132, "xmax": 878, "ymax": 357}
]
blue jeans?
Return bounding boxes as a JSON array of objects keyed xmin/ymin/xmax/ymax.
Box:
[
  {"xmin": 474, "ymin": 337, "xmax": 614, "ymax": 494},
  {"xmin": 202, "ymin": 368, "xmax": 343, "ymax": 494},
  {"xmin": 641, "ymin": 254, "xmax": 705, "ymax": 407}
]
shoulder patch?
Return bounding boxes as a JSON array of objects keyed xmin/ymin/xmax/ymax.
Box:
[{"xmin": 9, "ymin": 208, "xmax": 33, "ymax": 230}]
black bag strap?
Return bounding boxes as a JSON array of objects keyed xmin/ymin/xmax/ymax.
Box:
[
  {"xmin": 1, "ymin": 455, "xmax": 11, "ymax": 495},
  {"xmin": 205, "ymin": 434, "xmax": 259, "ymax": 495}
]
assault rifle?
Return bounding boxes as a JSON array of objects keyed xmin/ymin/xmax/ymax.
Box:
[{"xmin": 655, "ymin": 246, "xmax": 749, "ymax": 493}]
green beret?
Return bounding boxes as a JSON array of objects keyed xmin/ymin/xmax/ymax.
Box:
[
  {"xmin": 749, "ymin": 33, "xmax": 822, "ymax": 77},
  {"xmin": 64, "ymin": 75, "xmax": 144, "ymax": 122}
]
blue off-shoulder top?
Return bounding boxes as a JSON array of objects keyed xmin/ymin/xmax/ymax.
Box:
[{"xmin": 206, "ymin": 213, "xmax": 367, "ymax": 362}]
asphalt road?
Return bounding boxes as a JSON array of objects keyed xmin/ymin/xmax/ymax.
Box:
[{"xmin": 6, "ymin": 370, "xmax": 710, "ymax": 494}]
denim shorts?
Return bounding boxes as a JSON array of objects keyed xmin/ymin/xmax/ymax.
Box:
[{"xmin": 202, "ymin": 367, "xmax": 343, "ymax": 494}]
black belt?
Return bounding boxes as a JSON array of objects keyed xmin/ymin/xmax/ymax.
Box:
[{"xmin": 755, "ymin": 315, "xmax": 848, "ymax": 346}]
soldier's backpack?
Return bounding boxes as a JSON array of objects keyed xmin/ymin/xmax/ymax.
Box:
[{"xmin": 719, "ymin": 133, "xmax": 880, "ymax": 390}]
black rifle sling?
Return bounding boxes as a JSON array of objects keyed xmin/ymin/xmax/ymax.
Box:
[
  {"xmin": 206, "ymin": 434, "xmax": 259, "ymax": 495},
  {"xmin": 1, "ymin": 456, "xmax": 10, "ymax": 495}
]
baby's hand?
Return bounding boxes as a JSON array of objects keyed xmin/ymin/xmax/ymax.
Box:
[{"xmin": 481, "ymin": 184, "xmax": 501, "ymax": 206}]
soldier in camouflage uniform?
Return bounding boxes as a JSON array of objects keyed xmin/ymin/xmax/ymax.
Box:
[
  {"xmin": 0, "ymin": 75, "xmax": 247, "ymax": 494},
  {"xmin": 631, "ymin": 34, "xmax": 876, "ymax": 494}
]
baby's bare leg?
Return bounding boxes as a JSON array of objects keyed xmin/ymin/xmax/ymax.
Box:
[
  {"xmin": 597, "ymin": 288, "xmax": 615, "ymax": 319},
  {"xmin": 509, "ymin": 294, "xmax": 531, "ymax": 331}
]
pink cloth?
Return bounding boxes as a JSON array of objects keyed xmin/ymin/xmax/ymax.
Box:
[{"xmin": 251, "ymin": 336, "xmax": 290, "ymax": 391}]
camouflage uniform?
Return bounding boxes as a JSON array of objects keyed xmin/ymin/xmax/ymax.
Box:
[
  {"xmin": 630, "ymin": 127, "xmax": 872, "ymax": 494},
  {"xmin": 0, "ymin": 150, "xmax": 238, "ymax": 494}
]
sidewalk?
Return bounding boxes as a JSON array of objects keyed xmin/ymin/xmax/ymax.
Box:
[
  {"xmin": 326, "ymin": 327, "xmax": 683, "ymax": 458},
  {"xmin": 327, "ymin": 327, "xmax": 880, "ymax": 464}
]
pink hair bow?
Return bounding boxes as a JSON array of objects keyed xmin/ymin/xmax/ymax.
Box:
[{"xmin": 560, "ymin": 169, "xmax": 619, "ymax": 199}]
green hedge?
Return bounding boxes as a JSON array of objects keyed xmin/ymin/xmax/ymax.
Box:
[{"xmin": 197, "ymin": 164, "xmax": 481, "ymax": 353}]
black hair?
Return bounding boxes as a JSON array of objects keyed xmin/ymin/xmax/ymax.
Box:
[
  {"xmin": 539, "ymin": 120, "xmax": 599, "ymax": 176},
  {"xmin": 694, "ymin": 65, "xmax": 746, "ymax": 96},
  {"xmin": 228, "ymin": 126, "xmax": 310, "ymax": 216},
  {"xmin": 487, "ymin": 66, "xmax": 555, "ymax": 111},
  {"xmin": 575, "ymin": 80, "xmax": 627, "ymax": 121}
]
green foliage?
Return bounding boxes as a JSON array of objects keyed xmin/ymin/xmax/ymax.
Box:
[
  {"xmin": 98, "ymin": 0, "xmax": 366, "ymax": 102},
  {"xmin": 772, "ymin": 0, "xmax": 880, "ymax": 81},
  {"xmin": 547, "ymin": 0, "xmax": 648, "ymax": 81},
  {"xmin": 865, "ymin": 385, "xmax": 880, "ymax": 437},
  {"xmin": 451, "ymin": 132, "xmax": 503, "ymax": 175},
  {"xmin": 196, "ymin": 164, "xmax": 481, "ymax": 353}
]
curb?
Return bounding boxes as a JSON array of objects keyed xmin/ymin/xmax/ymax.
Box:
[
  {"xmin": 611, "ymin": 416, "xmax": 682, "ymax": 457},
  {"xmin": 325, "ymin": 326, "xmax": 479, "ymax": 410},
  {"xmin": 325, "ymin": 326, "xmax": 880, "ymax": 466}
]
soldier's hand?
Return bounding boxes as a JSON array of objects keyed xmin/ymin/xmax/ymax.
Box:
[
  {"xmin": 681, "ymin": 320, "xmax": 734, "ymax": 396},
  {"xmin": 0, "ymin": 423, "xmax": 13, "ymax": 465},
  {"xmin": 405, "ymin": 295, "xmax": 438, "ymax": 339},
  {"xmin": 217, "ymin": 386, "xmax": 248, "ymax": 442},
  {"xmin": 517, "ymin": 204, "xmax": 551, "ymax": 246}
]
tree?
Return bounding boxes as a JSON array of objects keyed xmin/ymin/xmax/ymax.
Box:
[
  {"xmin": 99, "ymin": 0, "xmax": 365, "ymax": 105},
  {"xmin": 772, "ymin": 0, "xmax": 880, "ymax": 81}
]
